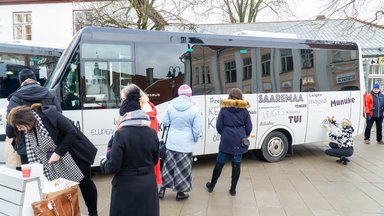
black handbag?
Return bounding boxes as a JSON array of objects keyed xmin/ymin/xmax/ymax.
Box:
[
  {"xmin": 159, "ymin": 126, "xmax": 169, "ymax": 159},
  {"xmin": 241, "ymin": 137, "xmax": 250, "ymax": 149}
]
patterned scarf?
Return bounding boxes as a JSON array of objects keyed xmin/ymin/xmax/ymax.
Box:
[
  {"xmin": 118, "ymin": 110, "xmax": 151, "ymax": 129},
  {"xmin": 25, "ymin": 111, "xmax": 84, "ymax": 182}
]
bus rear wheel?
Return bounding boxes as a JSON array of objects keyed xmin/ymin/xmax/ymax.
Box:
[{"xmin": 261, "ymin": 131, "xmax": 289, "ymax": 162}]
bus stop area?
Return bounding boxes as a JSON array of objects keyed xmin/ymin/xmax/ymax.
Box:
[{"xmin": 80, "ymin": 133, "xmax": 384, "ymax": 216}]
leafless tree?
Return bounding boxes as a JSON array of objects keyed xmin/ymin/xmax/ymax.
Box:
[
  {"xmin": 319, "ymin": 0, "xmax": 384, "ymax": 25},
  {"xmin": 74, "ymin": 0, "xmax": 206, "ymax": 30},
  {"xmin": 204, "ymin": 0, "xmax": 295, "ymax": 23}
]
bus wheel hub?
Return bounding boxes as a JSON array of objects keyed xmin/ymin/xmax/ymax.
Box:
[{"xmin": 268, "ymin": 138, "xmax": 283, "ymax": 156}]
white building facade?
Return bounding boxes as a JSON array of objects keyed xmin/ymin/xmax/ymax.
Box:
[{"xmin": 0, "ymin": 0, "xmax": 91, "ymax": 45}]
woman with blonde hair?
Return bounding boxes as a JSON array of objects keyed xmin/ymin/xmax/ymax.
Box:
[
  {"xmin": 324, "ymin": 117, "xmax": 354, "ymax": 165},
  {"xmin": 100, "ymin": 85, "xmax": 159, "ymax": 216},
  {"xmin": 106, "ymin": 83, "xmax": 162, "ymax": 185}
]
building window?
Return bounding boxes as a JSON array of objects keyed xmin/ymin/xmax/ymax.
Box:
[
  {"xmin": 13, "ymin": 12, "xmax": 32, "ymax": 40},
  {"xmin": 281, "ymin": 49, "xmax": 293, "ymax": 73},
  {"xmin": 332, "ymin": 50, "xmax": 344, "ymax": 62},
  {"xmin": 73, "ymin": 10, "xmax": 94, "ymax": 34},
  {"xmin": 202, "ymin": 66, "xmax": 211, "ymax": 84},
  {"xmin": 243, "ymin": 58, "xmax": 252, "ymax": 80},
  {"xmin": 195, "ymin": 67, "xmax": 200, "ymax": 84},
  {"xmin": 262, "ymin": 53, "xmax": 271, "ymax": 76},
  {"xmin": 301, "ymin": 49, "xmax": 313, "ymax": 68},
  {"xmin": 225, "ymin": 61, "xmax": 236, "ymax": 83}
]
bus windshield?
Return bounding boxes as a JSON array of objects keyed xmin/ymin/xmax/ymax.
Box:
[{"xmin": 45, "ymin": 30, "xmax": 82, "ymax": 88}]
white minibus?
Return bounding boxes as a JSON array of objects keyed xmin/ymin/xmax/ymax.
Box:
[{"xmin": 41, "ymin": 27, "xmax": 365, "ymax": 165}]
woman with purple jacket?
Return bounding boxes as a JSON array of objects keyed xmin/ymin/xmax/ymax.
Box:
[{"xmin": 206, "ymin": 88, "xmax": 252, "ymax": 196}]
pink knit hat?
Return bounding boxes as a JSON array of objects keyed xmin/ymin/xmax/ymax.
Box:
[{"xmin": 178, "ymin": 84, "xmax": 192, "ymax": 97}]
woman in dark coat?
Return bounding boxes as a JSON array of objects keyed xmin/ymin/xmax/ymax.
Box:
[
  {"xmin": 100, "ymin": 86, "xmax": 159, "ymax": 216},
  {"xmin": 206, "ymin": 88, "xmax": 252, "ymax": 196},
  {"xmin": 8, "ymin": 103, "xmax": 98, "ymax": 216}
]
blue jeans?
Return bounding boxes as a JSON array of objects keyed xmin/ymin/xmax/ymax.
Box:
[{"xmin": 216, "ymin": 151, "xmax": 242, "ymax": 164}]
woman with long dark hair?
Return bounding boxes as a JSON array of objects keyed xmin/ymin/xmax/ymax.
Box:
[{"xmin": 8, "ymin": 103, "xmax": 98, "ymax": 216}]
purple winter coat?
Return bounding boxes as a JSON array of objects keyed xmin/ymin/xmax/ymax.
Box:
[{"xmin": 216, "ymin": 99, "xmax": 252, "ymax": 155}]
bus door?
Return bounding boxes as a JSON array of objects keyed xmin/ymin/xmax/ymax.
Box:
[
  {"xmin": 58, "ymin": 47, "xmax": 84, "ymax": 140},
  {"xmin": 81, "ymin": 60, "xmax": 122, "ymax": 163},
  {"xmin": 187, "ymin": 45, "xmax": 208, "ymax": 155},
  {"xmin": 80, "ymin": 42, "xmax": 133, "ymax": 164}
]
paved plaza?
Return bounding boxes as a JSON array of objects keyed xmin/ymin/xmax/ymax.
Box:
[{"xmin": 80, "ymin": 134, "xmax": 384, "ymax": 216}]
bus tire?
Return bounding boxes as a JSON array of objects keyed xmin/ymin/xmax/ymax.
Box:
[{"xmin": 261, "ymin": 131, "xmax": 289, "ymax": 162}]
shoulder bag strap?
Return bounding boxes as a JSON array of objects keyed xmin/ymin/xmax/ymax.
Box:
[{"xmin": 161, "ymin": 125, "xmax": 169, "ymax": 143}]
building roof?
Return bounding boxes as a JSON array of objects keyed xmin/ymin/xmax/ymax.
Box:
[{"xmin": 166, "ymin": 18, "xmax": 384, "ymax": 57}]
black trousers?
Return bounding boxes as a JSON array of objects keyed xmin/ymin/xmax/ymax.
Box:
[
  {"xmin": 364, "ymin": 117, "xmax": 383, "ymax": 142},
  {"xmin": 325, "ymin": 142, "xmax": 353, "ymax": 158},
  {"xmin": 73, "ymin": 157, "xmax": 98, "ymax": 216}
]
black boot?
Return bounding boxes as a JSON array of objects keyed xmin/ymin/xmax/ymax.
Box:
[
  {"xmin": 158, "ymin": 187, "xmax": 166, "ymax": 199},
  {"xmin": 176, "ymin": 192, "xmax": 189, "ymax": 201},
  {"xmin": 206, "ymin": 163, "xmax": 224, "ymax": 192},
  {"xmin": 340, "ymin": 156, "xmax": 348, "ymax": 165},
  {"xmin": 229, "ymin": 162, "xmax": 240, "ymax": 196}
]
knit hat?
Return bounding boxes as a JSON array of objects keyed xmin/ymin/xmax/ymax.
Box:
[
  {"xmin": 229, "ymin": 88, "xmax": 243, "ymax": 100},
  {"xmin": 373, "ymin": 84, "xmax": 380, "ymax": 90},
  {"xmin": 178, "ymin": 84, "xmax": 192, "ymax": 97},
  {"xmin": 119, "ymin": 86, "xmax": 141, "ymax": 116},
  {"xmin": 19, "ymin": 68, "xmax": 36, "ymax": 83}
]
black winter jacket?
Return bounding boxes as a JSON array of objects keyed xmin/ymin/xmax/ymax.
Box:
[
  {"xmin": 100, "ymin": 125, "xmax": 159, "ymax": 216},
  {"xmin": 38, "ymin": 105, "xmax": 97, "ymax": 165},
  {"xmin": 6, "ymin": 82, "xmax": 62, "ymax": 155}
]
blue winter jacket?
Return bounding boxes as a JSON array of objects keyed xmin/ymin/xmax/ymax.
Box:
[
  {"xmin": 217, "ymin": 99, "xmax": 252, "ymax": 155},
  {"xmin": 162, "ymin": 95, "xmax": 202, "ymax": 153},
  {"xmin": 370, "ymin": 90, "xmax": 384, "ymax": 118}
]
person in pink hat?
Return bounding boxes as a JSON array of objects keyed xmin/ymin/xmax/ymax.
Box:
[{"xmin": 158, "ymin": 84, "xmax": 202, "ymax": 201}]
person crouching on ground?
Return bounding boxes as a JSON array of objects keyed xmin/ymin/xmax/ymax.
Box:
[{"xmin": 324, "ymin": 117, "xmax": 354, "ymax": 165}]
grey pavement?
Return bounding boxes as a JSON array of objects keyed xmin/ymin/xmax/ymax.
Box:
[{"xmin": 80, "ymin": 134, "xmax": 384, "ymax": 216}]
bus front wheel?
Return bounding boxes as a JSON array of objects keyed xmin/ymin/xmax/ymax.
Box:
[{"xmin": 261, "ymin": 131, "xmax": 289, "ymax": 162}]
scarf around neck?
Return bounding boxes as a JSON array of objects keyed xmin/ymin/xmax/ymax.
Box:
[{"xmin": 118, "ymin": 109, "xmax": 151, "ymax": 129}]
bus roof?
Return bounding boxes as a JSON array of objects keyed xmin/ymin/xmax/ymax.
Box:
[
  {"xmin": 0, "ymin": 40, "xmax": 64, "ymax": 56},
  {"xmin": 78, "ymin": 26, "xmax": 358, "ymax": 51}
]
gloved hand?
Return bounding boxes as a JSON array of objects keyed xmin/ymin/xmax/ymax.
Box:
[{"xmin": 366, "ymin": 113, "xmax": 371, "ymax": 121}]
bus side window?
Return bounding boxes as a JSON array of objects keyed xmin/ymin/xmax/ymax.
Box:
[{"xmin": 61, "ymin": 59, "xmax": 81, "ymax": 110}]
